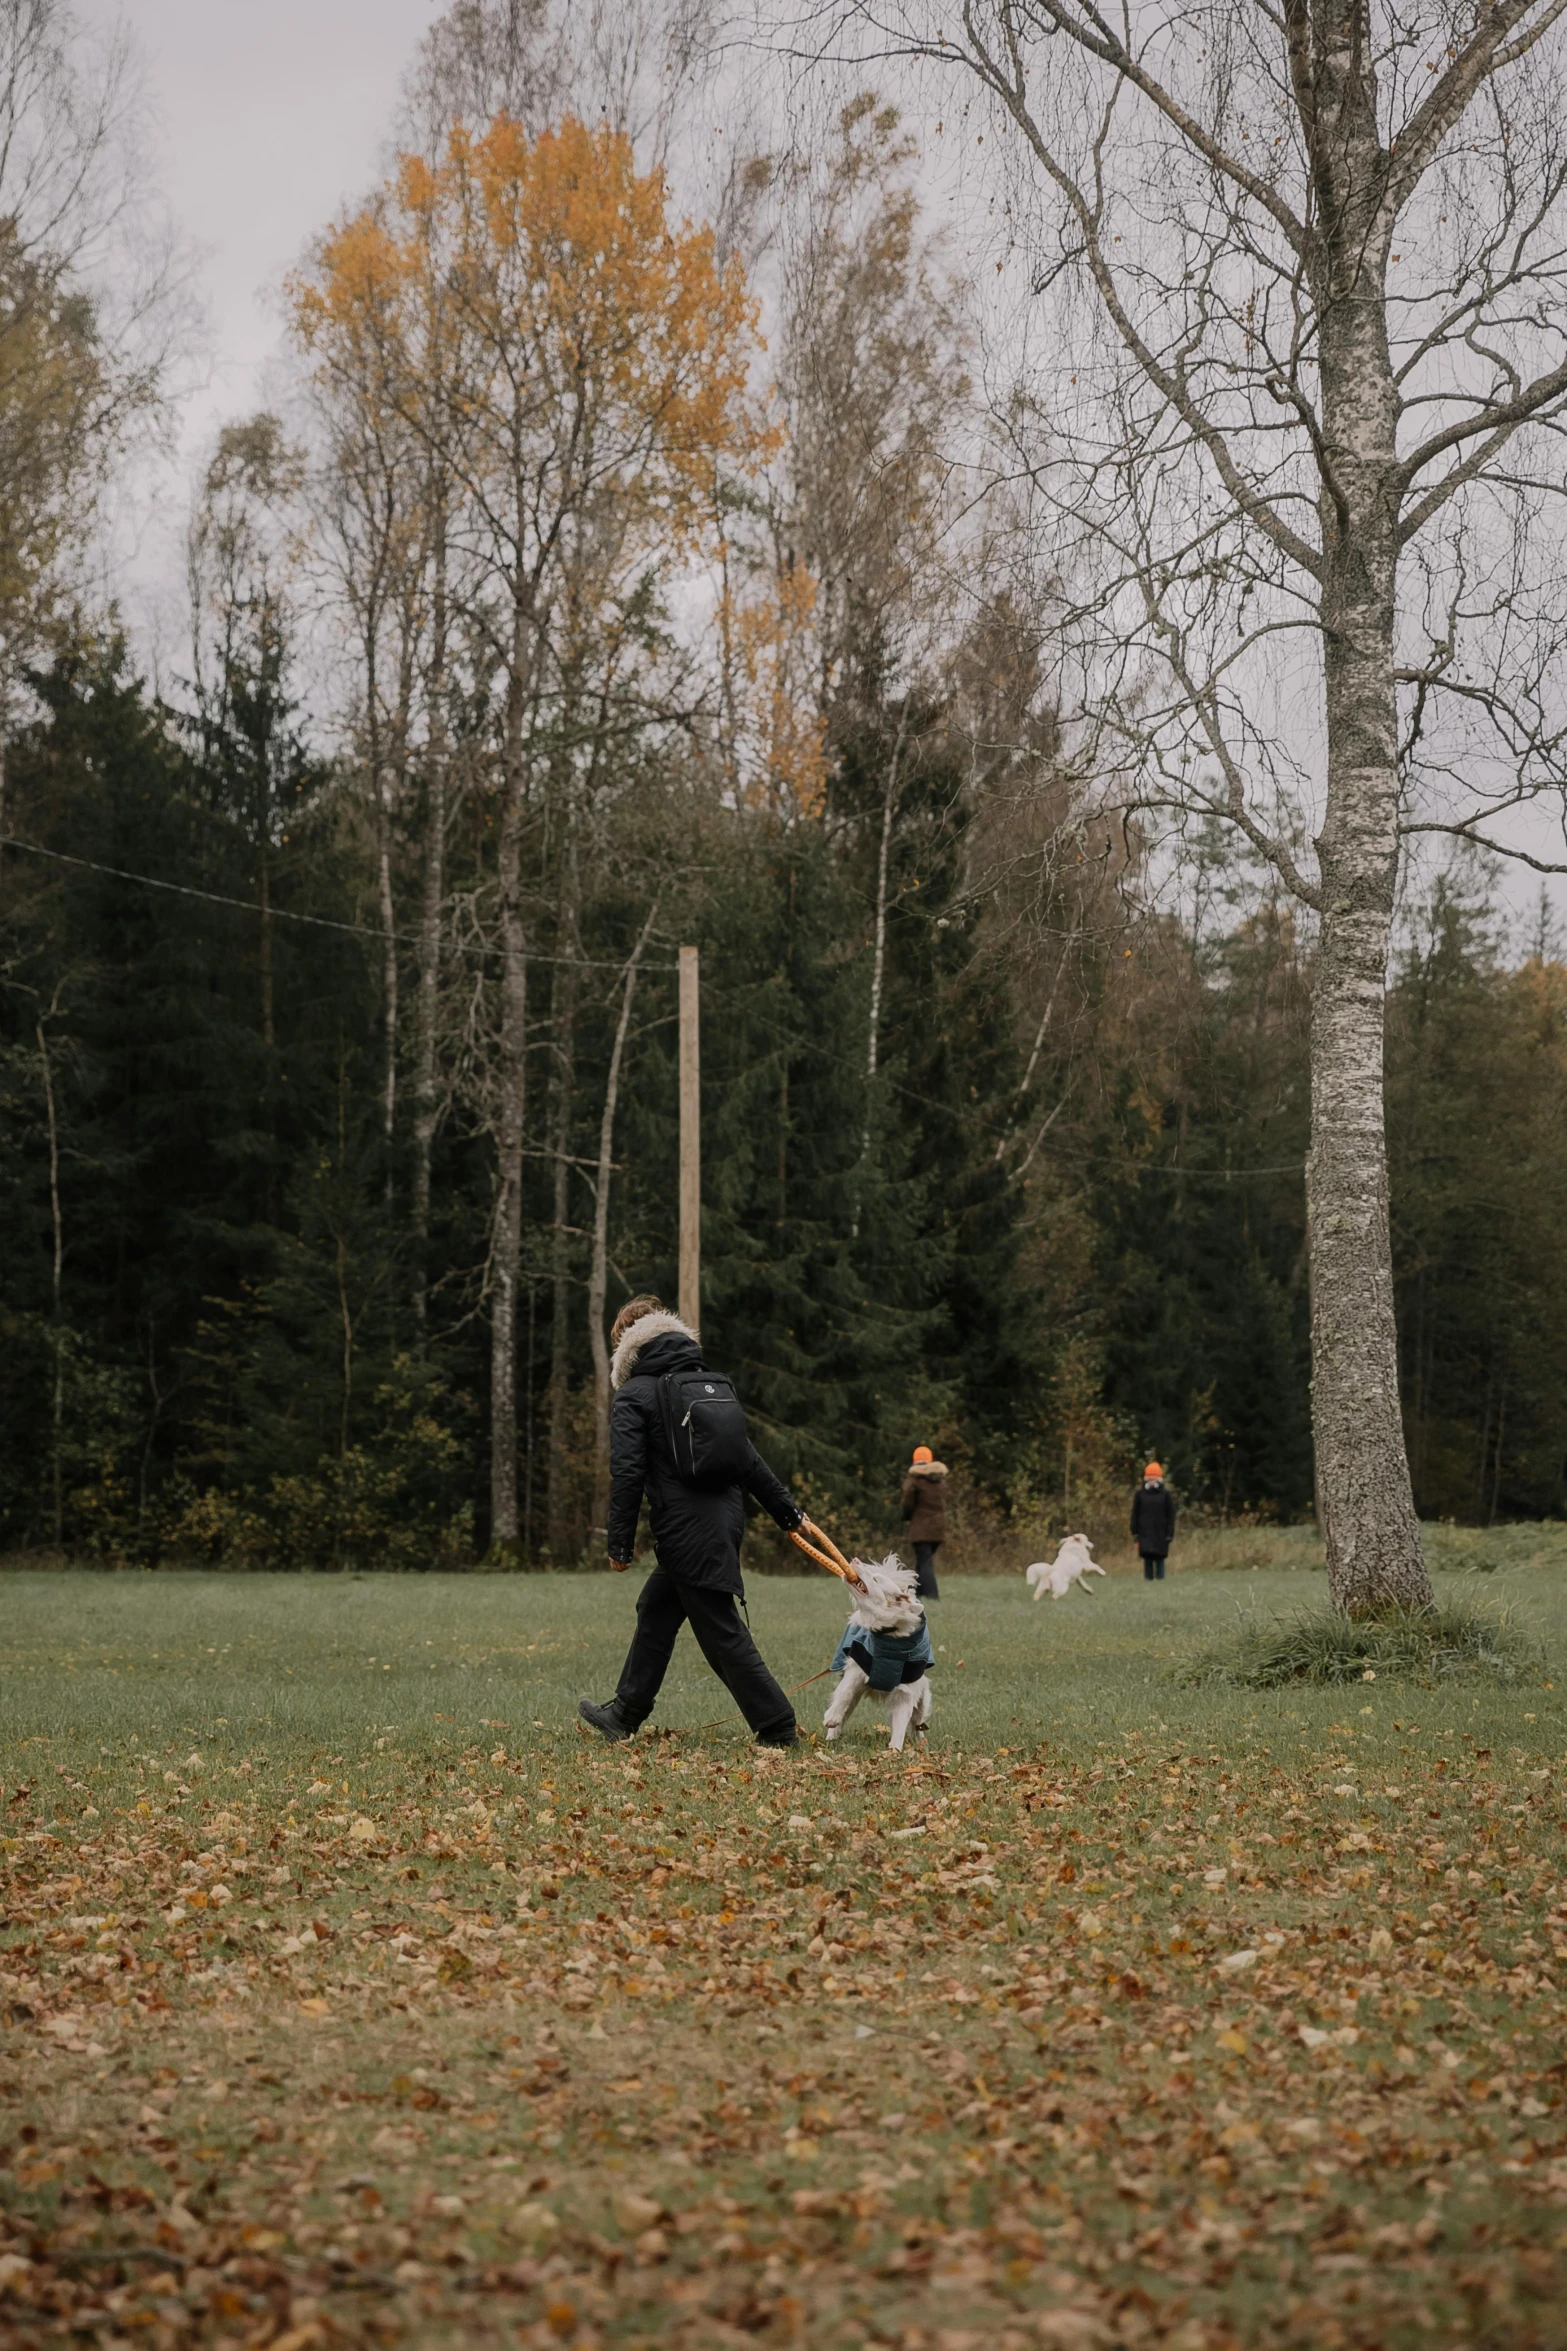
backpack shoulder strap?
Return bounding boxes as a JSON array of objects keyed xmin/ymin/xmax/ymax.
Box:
[{"xmin": 657, "ymin": 1367, "xmax": 682, "ymax": 1462}]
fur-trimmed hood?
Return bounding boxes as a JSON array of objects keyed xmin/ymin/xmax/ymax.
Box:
[
  {"xmin": 610, "ymin": 1308, "xmax": 699, "ymax": 1391},
  {"xmin": 908, "ymin": 1459, "xmax": 948, "ymax": 1480}
]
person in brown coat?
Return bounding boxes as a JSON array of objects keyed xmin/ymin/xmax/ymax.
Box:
[{"xmin": 899, "ymin": 1444, "xmax": 948, "ymax": 1599}]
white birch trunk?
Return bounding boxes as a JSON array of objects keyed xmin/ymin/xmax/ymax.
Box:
[
  {"xmin": 862, "ymin": 762, "xmax": 896, "ymax": 1127},
  {"xmin": 37, "ymin": 1009, "xmax": 63, "ymax": 1548},
  {"xmin": 542, "ymin": 813, "xmax": 584, "ymax": 1556},
  {"xmin": 1305, "ymin": 63, "xmax": 1433, "ymax": 1614},
  {"xmin": 489, "ymin": 618, "xmax": 530, "ymax": 1551},
  {"xmin": 1308, "ymin": 807, "xmax": 1429, "ymax": 1610},
  {"xmin": 544, "ymin": 935, "xmax": 579, "ymax": 1559},
  {"xmin": 374, "ymin": 761, "xmax": 399, "ymax": 1161},
  {"xmin": 853, "ymin": 719, "xmax": 907, "ymax": 1239},
  {"xmin": 410, "ymin": 759, "xmax": 445, "ymax": 1332},
  {"xmin": 410, "ymin": 529, "xmax": 447, "ymax": 1335}
]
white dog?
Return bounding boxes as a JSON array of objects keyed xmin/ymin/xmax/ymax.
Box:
[
  {"xmin": 823, "ymin": 1554, "xmax": 934, "ymax": 1752},
  {"xmin": 1025, "ymin": 1533, "xmax": 1106, "ymax": 1600}
]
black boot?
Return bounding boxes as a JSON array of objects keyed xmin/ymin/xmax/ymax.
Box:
[{"xmin": 578, "ymin": 1698, "xmax": 633, "ymax": 1742}]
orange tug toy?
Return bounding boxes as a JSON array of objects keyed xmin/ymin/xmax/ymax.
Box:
[{"xmin": 789, "ymin": 1518, "xmax": 865, "ymax": 1592}]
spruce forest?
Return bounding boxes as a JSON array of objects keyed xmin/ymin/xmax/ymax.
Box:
[{"xmin": 2, "ymin": 30, "xmax": 1565, "ymax": 1573}]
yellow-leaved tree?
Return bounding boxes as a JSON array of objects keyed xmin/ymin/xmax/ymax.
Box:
[{"xmin": 291, "ymin": 114, "xmax": 774, "ymax": 1550}]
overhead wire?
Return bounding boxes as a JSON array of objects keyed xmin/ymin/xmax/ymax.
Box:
[
  {"xmin": 0, "ymin": 837, "xmax": 680, "ymax": 969},
  {"xmin": 3, "ymin": 835, "xmax": 1304, "ymax": 1181}
]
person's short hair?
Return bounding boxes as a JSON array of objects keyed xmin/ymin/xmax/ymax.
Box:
[{"xmin": 610, "ymin": 1293, "xmax": 664, "ymax": 1350}]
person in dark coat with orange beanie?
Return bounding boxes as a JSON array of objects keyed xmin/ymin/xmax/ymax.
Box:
[
  {"xmin": 900, "ymin": 1445, "xmax": 948, "ymax": 1598},
  {"xmin": 1131, "ymin": 1462, "xmax": 1176, "ymax": 1580}
]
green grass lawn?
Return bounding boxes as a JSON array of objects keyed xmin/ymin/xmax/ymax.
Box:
[
  {"xmin": 2, "ymin": 1551, "xmax": 1562, "ymax": 1760},
  {"xmin": 3, "ymin": 1560, "xmax": 1567, "ymax": 2350}
]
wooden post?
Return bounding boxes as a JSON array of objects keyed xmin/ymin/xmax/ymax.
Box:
[{"xmin": 679, "ymin": 945, "xmax": 700, "ymax": 1336}]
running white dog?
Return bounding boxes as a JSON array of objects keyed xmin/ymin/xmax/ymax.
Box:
[
  {"xmin": 823, "ymin": 1554, "xmax": 934, "ymax": 1752},
  {"xmin": 1025, "ymin": 1534, "xmax": 1106, "ymax": 1600}
]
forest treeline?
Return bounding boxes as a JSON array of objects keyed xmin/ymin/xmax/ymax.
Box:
[
  {"xmin": 1, "ymin": 17, "xmax": 1565, "ymax": 1565},
  {"xmin": 4, "ymin": 640, "xmax": 1562, "ymax": 1562}
]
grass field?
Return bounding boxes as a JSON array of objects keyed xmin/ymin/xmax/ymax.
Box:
[{"xmin": 4, "ymin": 1554, "xmax": 1567, "ymax": 2350}]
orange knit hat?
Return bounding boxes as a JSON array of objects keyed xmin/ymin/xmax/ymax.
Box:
[
  {"xmin": 1144, "ymin": 1461, "xmax": 1163, "ymax": 1479},
  {"xmin": 912, "ymin": 1445, "xmax": 934, "ymax": 1465}
]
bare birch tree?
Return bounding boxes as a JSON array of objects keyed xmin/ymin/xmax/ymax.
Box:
[
  {"xmin": 292, "ymin": 189, "xmax": 467, "ymax": 1329},
  {"xmin": 824, "ymin": 0, "xmax": 1567, "ymax": 1610},
  {"xmin": 309, "ymin": 377, "xmax": 419, "ymax": 1176},
  {"xmin": 295, "ymin": 114, "xmax": 771, "ymax": 1552}
]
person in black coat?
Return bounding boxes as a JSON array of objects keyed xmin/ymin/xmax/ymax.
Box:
[
  {"xmin": 578, "ymin": 1297, "xmax": 805, "ymax": 1746},
  {"xmin": 1131, "ymin": 1462, "xmax": 1177, "ymax": 1580}
]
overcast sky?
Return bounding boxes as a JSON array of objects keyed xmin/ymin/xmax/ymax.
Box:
[
  {"xmin": 80, "ymin": 1, "xmax": 442, "ymax": 657},
  {"xmin": 73, "ymin": 4, "xmax": 1567, "ymax": 920},
  {"xmin": 81, "ymin": 0, "xmax": 784, "ymax": 665},
  {"xmin": 92, "ymin": 1, "xmax": 438, "ymax": 416}
]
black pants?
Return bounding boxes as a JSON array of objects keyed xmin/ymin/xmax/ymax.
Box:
[
  {"xmin": 614, "ymin": 1565, "xmax": 797, "ymax": 1742},
  {"xmin": 1142, "ymin": 1552, "xmax": 1166, "ymax": 1580},
  {"xmin": 913, "ymin": 1541, "xmax": 941, "ymax": 1599}
]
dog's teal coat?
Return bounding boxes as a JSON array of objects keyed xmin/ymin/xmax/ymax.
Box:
[{"xmin": 830, "ymin": 1618, "xmax": 935, "ymax": 1691}]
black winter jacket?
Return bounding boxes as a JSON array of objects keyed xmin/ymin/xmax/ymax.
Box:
[
  {"xmin": 606, "ymin": 1327, "xmax": 802, "ymax": 1592},
  {"xmin": 1130, "ymin": 1482, "xmax": 1177, "ymax": 1555}
]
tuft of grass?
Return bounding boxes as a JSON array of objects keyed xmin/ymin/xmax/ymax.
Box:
[{"xmin": 1181, "ymin": 1595, "xmax": 1543, "ymax": 1687}]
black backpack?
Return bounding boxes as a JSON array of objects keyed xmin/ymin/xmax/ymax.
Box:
[{"xmin": 659, "ymin": 1365, "xmax": 752, "ymax": 1489}]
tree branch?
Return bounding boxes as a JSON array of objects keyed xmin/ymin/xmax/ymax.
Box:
[
  {"xmin": 960, "ymin": 9, "xmax": 1324, "ymax": 580},
  {"xmin": 1134, "ymin": 571, "xmax": 1324, "ymax": 908},
  {"xmin": 1399, "ymin": 819, "xmax": 1567, "ymax": 873},
  {"xmin": 979, "ymin": 0, "xmax": 1311, "ymax": 253},
  {"xmin": 1397, "ymin": 354, "xmax": 1567, "ymax": 541},
  {"xmin": 1386, "ymin": 0, "xmax": 1567, "ymax": 214}
]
